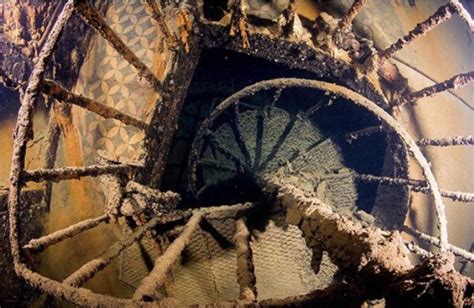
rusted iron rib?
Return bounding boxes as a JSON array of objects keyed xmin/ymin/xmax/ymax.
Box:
[
  {"xmin": 345, "ymin": 125, "xmax": 384, "ymax": 142},
  {"xmin": 235, "ymin": 218, "xmax": 257, "ymax": 301},
  {"xmin": 338, "ymin": 0, "xmax": 368, "ymax": 31},
  {"xmin": 75, "ymin": 0, "xmax": 162, "ymax": 92},
  {"xmin": 402, "ymin": 226, "xmax": 474, "ymax": 262},
  {"xmin": 403, "ymin": 240, "xmax": 433, "ymax": 258},
  {"xmin": 229, "ymin": 0, "xmax": 250, "ymax": 48},
  {"xmin": 63, "ymin": 213, "xmax": 185, "ymax": 287},
  {"xmin": 450, "ymin": 0, "xmax": 474, "ymax": 32},
  {"xmin": 266, "ymin": 178, "xmax": 473, "ymax": 306},
  {"xmin": 378, "ymin": 3, "xmax": 458, "ymax": 61},
  {"xmin": 144, "ymin": 0, "xmax": 177, "ymax": 48},
  {"xmin": 357, "ymin": 174, "xmax": 474, "ymax": 203},
  {"xmin": 125, "ymin": 180, "xmax": 181, "ymax": 208},
  {"xmin": 392, "ymin": 71, "xmax": 474, "ymax": 107},
  {"xmin": 133, "ymin": 211, "xmax": 203, "ymax": 301},
  {"xmin": 203, "ymin": 202, "xmax": 259, "ymax": 220},
  {"xmin": 417, "ymin": 136, "xmax": 474, "ymax": 147},
  {"xmin": 303, "ymin": 97, "xmax": 330, "ymax": 118},
  {"xmin": 41, "ymin": 80, "xmax": 148, "ymax": 129},
  {"xmin": 23, "ymin": 163, "xmax": 137, "ymax": 182},
  {"xmin": 282, "ymin": 0, "xmax": 297, "ymax": 36},
  {"xmin": 101, "ymin": 174, "xmax": 123, "ymax": 220},
  {"xmin": 40, "ymin": 112, "xmax": 61, "ymax": 211},
  {"xmin": 23, "ymin": 215, "xmax": 109, "ymax": 253},
  {"xmin": 267, "ymin": 178, "xmax": 412, "ymax": 280},
  {"xmin": 7, "ymin": 0, "xmax": 76, "ymax": 265}
]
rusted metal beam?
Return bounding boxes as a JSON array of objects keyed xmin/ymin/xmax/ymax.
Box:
[
  {"xmin": 450, "ymin": 0, "xmax": 474, "ymax": 32},
  {"xmin": 265, "ymin": 177, "xmax": 473, "ymax": 306},
  {"xmin": 133, "ymin": 211, "xmax": 203, "ymax": 301},
  {"xmin": 229, "ymin": 0, "xmax": 249, "ymax": 48},
  {"xmin": 402, "ymin": 226, "xmax": 474, "ymax": 262},
  {"xmin": 41, "ymin": 80, "xmax": 148, "ymax": 130},
  {"xmin": 62, "ymin": 213, "xmax": 185, "ymax": 287},
  {"xmin": 417, "ymin": 135, "xmax": 474, "ymax": 147},
  {"xmin": 282, "ymin": 0, "xmax": 297, "ymax": 36},
  {"xmin": 40, "ymin": 111, "xmax": 61, "ymax": 211},
  {"xmin": 357, "ymin": 174, "xmax": 474, "ymax": 203},
  {"xmin": 235, "ymin": 218, "xmax": 257, "ymax": 301},
  {"xmin": 23, "ymin": 214, "xmax": 109, "ymax": 253},
  {"xmin": 203, "ymin": 202, "xmax": 260, "ymax": 220},
  {"xmin": 392, "ymin": 71, "xmax": 474, "ymax": 107},
  {"xmin": 379, "ymin": 3, "xmax": 458, "ymax": 61},
  {"xmin": 403, "ymin": 240, "xmax": 433, "ymax": 259},
  {"xmin": 345, "ymin": 125, "xmax": 384, "ymax": 142},
  {"xmin": 125, "ymin": 181, "xmax": 180, "ymax": 208},
  {"xmin": 303, "ymin": 97, "xmax": 330, "ymax": 118},
  {"xmin": 338, "ymin": 0, "xmax": 368, "ymax": 31},
  {"xmin": 23, "ymin": 163, "xmax": 138, "ymax": 183},
  {"xmin": 75, "ymin": 0, "xmax": 162, "ymax": 92},
  {"xmin": 144, "ymin": 0, "xmax": 177, "ymax": 48},
  {"xmin": 101, "ymin": 173, "xmax": 123, "ymax": 220},
  {"xmin": 7, "ymin": 0, "xmax": 76, "ymax": 266}
]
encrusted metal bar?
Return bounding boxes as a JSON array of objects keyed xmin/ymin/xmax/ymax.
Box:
[
  {"xmin": 345, "ymin": 125, "xmax": 383, "ymax": 142},
  {"xmin": 7, "ymin": 0, "xmax": 76, "ymax": 267},
  {"xmin": 268, "ymin": 88, "xmax": 283, "ymax": 117},
  {"xmin": 23, "ymin": 164, "xmax": 137, "ymax": 183},
  {"xmin": 144, "ymin": 0, "xmax": 177, "ymax": 48},
  {"xmin": 379, "ymin": 3, "xmax": 458, "ymax": 61},
  {"xmin": 40, "ymin": 112, "xmax": 61, "ymax": 211},
  {"xmin": 203, "ymin": 202, "xmax": 259, "ymax": 220},
  {"xmin": 338, "ymin": 0, "xmax": 368, "ymax": 31},
  {"xmin": 282, "ymin": 0, "xmax": 297, "ymax": 36},
  {"xmin": 235, "ymin": 218, "xmax": 257, "ymax": 301},
  {"xmin": 229, "ymin": 0, "xmax": 249, "ymax": 48},
  {"xmin": 101, "ymin": 173, "xmax": 123, "ymax": 220},
  {"xmin": 434, "ymin": 190, "xmax": 474, "ymax": 203},
  {"xmin": 75, "ymin": 0, "xmax": 162, "ymax": 92},
  {"xmin": 450, "ymin": 0, "xmax": 474, "ymax": 32},
  {"xmin": 357, "ymin": 174, "xmax": 474, "ymax": 203},
  {"xmin": 302, "ymin": 96, "xmax": 330, "ymax": 117},
  {"xmin": 265, "ymin": 177, "xmax": 473, "ymax": 306},
  {"xmin": 403, "ymin": 240, "xmax": 433, "ymax": 259},
  {"xmin": 402, "ymin": 226, "xmax": 474, "ymax": 262},
  {"xmin": 41, "ymin": 80, "xmax": 148, "ymax": 130},
  {"xmin": 23, "ymin": 215, "xmax": 109, "ymax": 253},
  {"xmin": 133, "ymin": 211, "xmax": 203, "ymax": 301},
  {"xmin": 417, "ymin": 136, "xmax": 474, "ymax": 147},
  {"xmin": 62, "ymin": 213, "xmax": 184, "ymax": 287},
  {"xmin": 125, "ymin": 180, "xmax": 181, "ymax": 208},
  {"xmin": 393, "ymin": 71, "xmax": 474, "ymax": 107}
]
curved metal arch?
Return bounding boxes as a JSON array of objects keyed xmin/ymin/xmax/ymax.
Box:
[{"xmin": 188, "ymin": 78, "xmax": 448, "ymax": 250}]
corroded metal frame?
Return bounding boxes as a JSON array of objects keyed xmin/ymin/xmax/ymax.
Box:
[{"xmin": 6, "ymin": 0, "xmax": 474, "ymax": 306}]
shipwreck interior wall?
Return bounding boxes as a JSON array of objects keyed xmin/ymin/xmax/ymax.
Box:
[{"xmin": 0, "ymin": 0, "xmax": 473, "ymax": 306}]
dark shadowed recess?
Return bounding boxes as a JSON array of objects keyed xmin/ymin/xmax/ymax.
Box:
[{"xmin": 160, "ymin": 48, "xmax": 388, "ymax": 213}]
